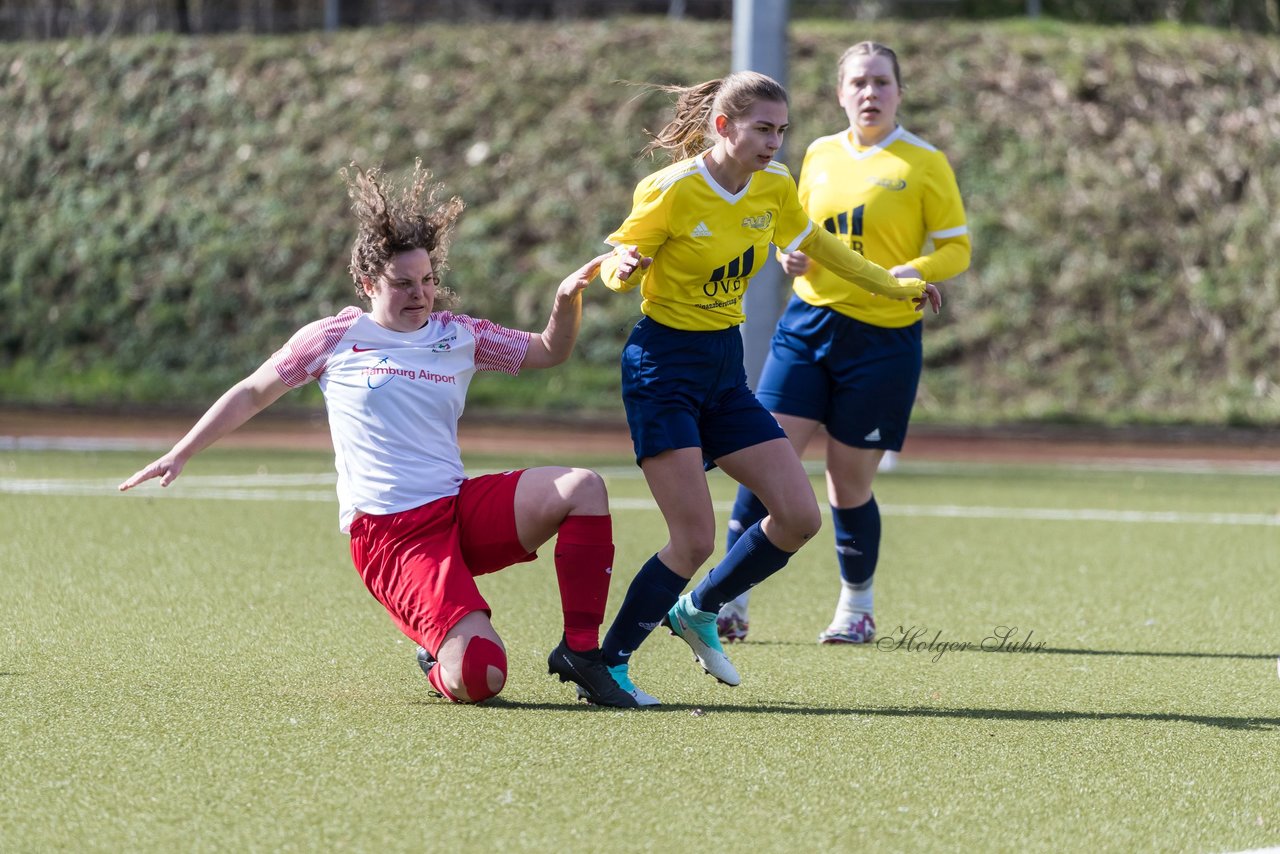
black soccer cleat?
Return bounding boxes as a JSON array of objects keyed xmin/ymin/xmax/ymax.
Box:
[
  {"xmin": 416, "ymin": 645, "xmax": 446, "ymax": 699},
  {"xmin": 416, "ymin": 645, "xmax": 436, "ymax": 677},
  {"xmin": 546, "ymin": 639, "xmax": 639, "ymax": 708}
]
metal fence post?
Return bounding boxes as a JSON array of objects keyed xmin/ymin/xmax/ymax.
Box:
[{"xmin": 733, "ymin": 0, "xmax": 789, "ymax": 388}]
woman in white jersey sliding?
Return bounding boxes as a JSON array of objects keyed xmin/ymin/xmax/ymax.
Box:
[{"xmin": 119, "ymin": 161, "xmax": 638, "ymax": 708}]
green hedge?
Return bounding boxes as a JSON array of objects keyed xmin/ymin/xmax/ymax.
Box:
[{"xmin": 1, "ymin": 19, "xmax": 1277, "ymax": 426}]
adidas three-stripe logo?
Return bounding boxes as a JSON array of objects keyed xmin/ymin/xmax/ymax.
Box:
[{"xmin": 692, "ymin": 221, "xmax": 713, "ymax": 237}]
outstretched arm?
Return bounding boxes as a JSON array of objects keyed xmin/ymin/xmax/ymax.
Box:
[
  {"xmin": 598, "ymin": 244, "xmax": 654, "ymax": 293},
  {"xmin": 777, "ymin": 250, "xmax": 939, "ymax": 313},
  {"xmin": 799, "ymin": 227, "xmax": 928, "ymax": 302},
  {"xmin": 522, "ymin": 252, "xmax": 613, "ymax": 370},
  {"xmin": 118, "ymin": 361, "xmax": 292, "ymax": 491}
]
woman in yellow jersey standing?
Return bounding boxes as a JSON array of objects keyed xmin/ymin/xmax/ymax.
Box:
[
  {"xmin": 590, "ymin": 71, "xmax": 941, "ymax": 705},
  {"xmin": 718, "ymin": 43, "xmax": 970, "ymax": 646}
]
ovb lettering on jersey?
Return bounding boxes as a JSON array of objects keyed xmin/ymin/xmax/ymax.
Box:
[
  {"xmin": 702, "ymin": 246, "xmax": 756, "ymax": 298},
  {"xmin": 823, "ymin": 204, "xmax": 865, "ymax": 254}
]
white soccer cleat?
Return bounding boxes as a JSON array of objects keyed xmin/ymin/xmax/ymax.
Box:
[
  {"xmin": 716, "ymin": 599, "xmax": 750, "ymax": 643},
  {"xmin": 818, "ymin": 613, "xmax": 877, "ymax": 645},
  {"xmin": 665, "ymin": 594, "xmax": 741, "ymax": 686}
]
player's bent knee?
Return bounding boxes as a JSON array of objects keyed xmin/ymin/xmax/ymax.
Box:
[
  {"xmin": 460, "ymin": 636, "xmax": 508, "ymax": 702},
  {"xmin": 428, "ymin": 636, "xmax": 508, "ymax": 704},
  {"xmin": 780, "ymin": 500, "xmax": 823, "ymax": 541},
  {"xmin": 799, "ymin": 508, "xmax": 823, "ymax": 540},
  {"xmin": 564, "ymin": 467, "xmax": 609, "ymax": 511},
  {"xmin": 673, "ymin": 539, "xmax": 715, "ymax": 570}
]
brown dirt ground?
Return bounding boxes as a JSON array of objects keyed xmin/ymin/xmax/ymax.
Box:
[{"xmin": 3, "ymin": 407, "xmax": 1278, "ymax": 467}]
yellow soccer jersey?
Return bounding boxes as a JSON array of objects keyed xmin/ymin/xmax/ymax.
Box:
[
  {"xmin": 794, "ymin": 125, "xmax": 971, "ymax": 328},
  {"xmin": 601, "ymin": 155, "xmax": 814, "ymax": 331}
]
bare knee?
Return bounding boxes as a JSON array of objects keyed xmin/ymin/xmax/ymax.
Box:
[
  {"xmin": 764, "ymin": 498, "xmax": 823, "ymax": 550},
  {"xmin": 797, "ymin": 500, "xmax": 823, "ymax": 540},
  {"xmin": 664, "ymin": 532, "xmax": 716, "ymax": 575},
  {"xmin": 560, "ymin": 467, "xmax": 609, "ymax": 516}
]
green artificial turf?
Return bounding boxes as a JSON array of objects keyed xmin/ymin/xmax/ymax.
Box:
[{"xmin": 2, "ymin": 448, "xmax": 1276, "ymax": 852}]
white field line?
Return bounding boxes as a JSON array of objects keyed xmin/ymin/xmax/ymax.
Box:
[
  {"xmin": 897, "ymin": 459, "xmax": 1280, "ymax": 477},
  {"xmin": 0, "ymin": 436, "xmax": 172, "ymax": 452},
  {"xmin": 3, "ymin": 434, "xmax": 1278, "ymax": 476},
  {"xmin": 4, "ymin": 476, "xmax": 1278, "ymax": 527}
]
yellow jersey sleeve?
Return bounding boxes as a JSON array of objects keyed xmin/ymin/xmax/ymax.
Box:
[
  {"xmin": 799, "ymin": 227, "xmax": 926, "ymax": 301},
  {"xmin": 901, "ymin": 148, "xmax": 971, "ymax": 283}
]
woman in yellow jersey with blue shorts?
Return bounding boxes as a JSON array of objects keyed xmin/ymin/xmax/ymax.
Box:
[
  {"xmin": 719, "ymin": 43, "xmax": 970, "ymax": 646},
  {"xmin": 590, "ymin": 71, "xmax": 942, "ymax": 705}
]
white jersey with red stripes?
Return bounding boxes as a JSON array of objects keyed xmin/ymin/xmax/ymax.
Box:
[{"xmin": 269, "ymin": 307, "xmax": 530, "ymax": 531}]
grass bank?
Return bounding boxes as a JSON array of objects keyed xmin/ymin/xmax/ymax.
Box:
[{"xmin": 1, "ymin": 19, "xmax": 1277, "ymax": 426}]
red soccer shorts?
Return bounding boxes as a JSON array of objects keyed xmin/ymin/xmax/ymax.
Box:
[{"xmin": 347, "ymin": 470, "xmax": 535, "ymax": 652}]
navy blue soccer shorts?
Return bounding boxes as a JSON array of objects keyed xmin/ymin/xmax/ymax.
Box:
[
  {"xmin": 753, "ymin": 295, "xmax": 922, "ymax": 452},
  {"xmin": 620, "ymin": 316, "xmax": 785, "ymax": 466}
]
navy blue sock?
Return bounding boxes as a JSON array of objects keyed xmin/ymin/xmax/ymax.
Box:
[
  {"xmin": 691, "ymin": 522, "xmax": 792, "ymax": 614},
  {"xmin": 601, "ymin": 554, "xmax": 687, "ymax": 667},
  {"xmin": 726, "ymin": 486, "xmax": 768, "ymax": 554},
  {"xmin": 832, "ymin": 497, "xmax": 881, "ymax": 585}
]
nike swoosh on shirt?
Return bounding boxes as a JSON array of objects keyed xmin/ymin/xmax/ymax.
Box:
[{"xmin": 352, "ymin": 345, "xmax": 377, "ymax": 352}]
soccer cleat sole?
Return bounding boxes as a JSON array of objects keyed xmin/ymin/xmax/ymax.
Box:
[{"xmin": 575, "ymin": 683, "xmax": 660, "ymax": 708}]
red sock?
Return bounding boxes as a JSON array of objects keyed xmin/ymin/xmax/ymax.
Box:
[
  {"xmin": 553, "ymin": 514, "xmax": 614, "ymax": 652},
  {"xmin": 426, "ymin": 661, "xmax": 463, "ymax": 703}
]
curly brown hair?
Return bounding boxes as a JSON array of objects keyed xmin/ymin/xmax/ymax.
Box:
[
  {"xmin": 342, "ymin": 159, "xmax": 465, "ymax": 305},
  {"xmin": 641, "ymin": 71, "xmax": 789, "ymax": 162}
]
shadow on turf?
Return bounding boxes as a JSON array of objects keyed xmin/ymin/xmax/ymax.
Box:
[
  {"xmin": 749, "ymin": 639, "xmax": 1278, "ymax": 661},
  {"xmin": 829, "ymin": 705, "xmax": 1280, "ymax": 732},
  {"xmin": 1016, "ymin": 646, "xmax": 1278, "ymax": 660},
  {"xmin": 410, "ymin": 698, "xmax": 1279, "ymax": 730}
]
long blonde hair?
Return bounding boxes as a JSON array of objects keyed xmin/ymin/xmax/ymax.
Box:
[{"xmin": 641, "ymin": 71, "xmax": 789, "ymax": 161}]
